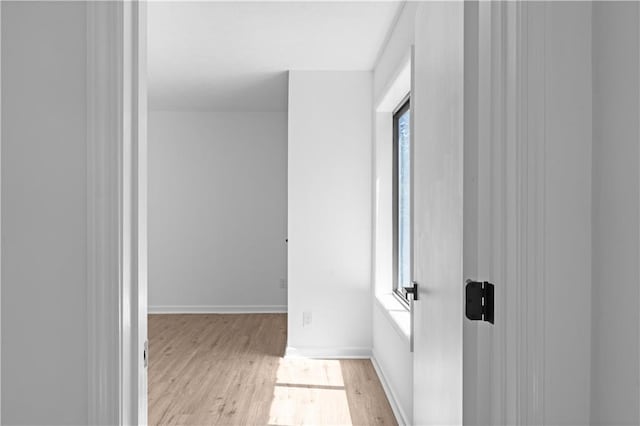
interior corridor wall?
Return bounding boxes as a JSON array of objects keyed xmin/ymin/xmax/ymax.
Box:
[
  {"xmin": 591, "ymin": 3, "xmax": 640, "ymax": 424},
  {"xmin": 1, "ymin": 2, "xmax": 88, "ymax": 424},
  {"xmin": 148, "ymin": 111, "xmax": 288, "ymax": 311},
  {"xmin": 371, "ymin": 2, "xmax": 418, "ymax": 423},
  {"xmin": 287, "ymin": 71, "xmax": 372, "ymax": 356}
]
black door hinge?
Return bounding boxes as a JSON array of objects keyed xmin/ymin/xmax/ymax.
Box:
[{"xmin": 465, "ymin": 279, "xmax": 494, "ymax": 324}]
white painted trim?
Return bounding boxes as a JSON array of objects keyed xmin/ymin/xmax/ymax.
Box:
[
  {"xmin": 483, "ymin": 3, "xmax": 509, "ymax": 423},
  {"xmin": 148, "ymin": 305, "xmax": 287, "ymax": 314},
  {"xmin": 408, "ymin": 43, "xmax": 416, "ymax": 356},
  {"xmin": 515, "ymin": 2, "xmax": 530, "ymax": 422},
  {"xmin": 131, "ymin": 2, "xmax": 148, "ymax": 423},
  {"xmin": 522, "ymin": 3, "xmax": 547, "ymax": 424},
  {"xmin": 502, "ymin": 2, "xmax": 521, "ymax": 423},
  {"xmin": 284, "ymin": 346, "xmax": 372, "ymax": 359},
  {"xmin": 491, "ymin": 2, "xmax": 543, "ymax": 423},
  {"xmin": 484, "ymin": 3, "xmax": 547, "ymax": 424},
  {"xmin": 87, "ymin": 1, "xmax": 145, "ymax": 424},
  {"xmin": 638, "ymin": 2, "xmax": 640, "ymax": 419},
  {"xmin": 375, "ymin": 53, "xmax": 411, "ymax": 112},
  {"xmin": 371, "ymin": 353, "xmax": 409, "ymax": 426},
  {"xmin": 86, "ymin": 2, "xmax": 125, "ymax": 424},
  {"xmin": 0, "ymin": 1, "xmax": 3, "ymax": 420},
  {"xmin": 374, "ymin": 295, "xmax": 411, "ymax": 344},
  {"xmin": 474, "ymin": 3, "xmax": 494, "ymax": 424},
  {"xmin": 471, "ymin": 3, "xmax": 547, "ymax": 424}
]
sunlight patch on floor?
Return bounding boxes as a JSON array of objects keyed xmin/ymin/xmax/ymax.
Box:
[
  {"xmin": 268, "ymin": 358, "xmax": 353, "ymax": 426},
  {"xmin": 275, "ymin": 358, "xmax": 345, "ymax": 387}
]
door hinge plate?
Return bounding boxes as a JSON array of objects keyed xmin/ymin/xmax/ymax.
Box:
[{"xmin": 465, "ymin": 280, "xmax": 494, "ymax": 324}]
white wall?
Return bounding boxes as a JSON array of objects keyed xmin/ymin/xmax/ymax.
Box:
[
  {"xmin": 148, "ymin": 111, "xmax": 287, "ymax": 311},
  {"xmin": 373, "ymin": 2, "xmax": 418, "ymax": 103},
  {"xmin": 371, "ymin": 3, "xmax": 416, "ymax": 423},
  {"xmin": 543, "ymin": 3, "xmax": 593, "ymax": 424},
  {"xmin": 287, "ymin": 71, "xmax": 372, "ymax": 356},
  {"xmin": 1, "ymin": 2, "xmax": 88, "ymax": 424},
  {"xmin": 372, "ymin": 303, "xmax": 413, "ymax": 423},
  {"xmin": 591, "ymin": 3, "xmax": 640, "ymax": 424}
]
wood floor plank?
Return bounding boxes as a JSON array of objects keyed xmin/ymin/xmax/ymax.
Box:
[{"xmin": 149, "ymin": 314, "xmax": 397, "ymax": 426}]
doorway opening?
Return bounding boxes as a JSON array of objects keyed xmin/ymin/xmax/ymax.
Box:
[{"xmin": 144, "ymin": 2, "xmax": 403, "ymax": 424}]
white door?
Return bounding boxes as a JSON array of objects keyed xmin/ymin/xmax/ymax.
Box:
[
  {"xmin": 411, "ymin": 3, "xmax": 501, "ymax": 424},
  {"xmin": 411, "ymin": 2, "xmax": 466, "ymax": 424}
]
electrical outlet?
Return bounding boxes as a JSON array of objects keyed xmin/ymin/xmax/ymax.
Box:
[
  {"xmin": 279, "ymin": 278, "xmax": 287, "ymax": 289},
  {"xmin": 303, "ymin": 311, "xmax": 312, "ymax": 327}
]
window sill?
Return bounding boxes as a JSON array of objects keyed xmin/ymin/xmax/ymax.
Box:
[{"xmin": 375, "ymin": 293, "xmax": 411, "ymax": 343}]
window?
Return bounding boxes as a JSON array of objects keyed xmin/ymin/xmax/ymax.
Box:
[{"xmin": 393, "ymin": 96, "xmax": 411, "ymax": 303}]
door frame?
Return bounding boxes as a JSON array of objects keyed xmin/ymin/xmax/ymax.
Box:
[
  {"xmin": 86, "ymin": 1, "xmax": 147, "ymax": 424},
  {"xmin": 482, "ymin": 1, "xmax": 547, "ymax": 424},
  {"xmin": 82, "ymin": 1, "xmax": 551, "ymax": 425},
  {"xmin": 465, "ymin": 1, "xmax": 547, "ymax": 425},
  {"xmin": 638, "ymin": 2, "xmax": 640, "ymax": 417},
  {"xmin": 0, "ymin": 1, "xmax": 3, "ymax": 421}
]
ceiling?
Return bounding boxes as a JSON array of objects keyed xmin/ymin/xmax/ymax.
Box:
[{"xmin": 147, "ymin": 1, "xmax": 403, "ymax": 111}]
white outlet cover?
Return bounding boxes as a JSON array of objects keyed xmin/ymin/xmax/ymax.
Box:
[{"xmin": 302, "ymin": 311, "xmax": 312, "ymax": 327}]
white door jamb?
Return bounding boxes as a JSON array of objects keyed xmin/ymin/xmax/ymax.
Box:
[{"xmin": 87, "ymin": 1, "xmax": 146, "ymax": 424}]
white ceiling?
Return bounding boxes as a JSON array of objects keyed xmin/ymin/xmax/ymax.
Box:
[{"xmin": 147, "ymin": 1, "xmax": 403, "ymax": 111}]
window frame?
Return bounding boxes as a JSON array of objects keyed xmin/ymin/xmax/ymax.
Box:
[{"xmin": 392, "ymin": 95, "xmax": 411, "ymax": 307}]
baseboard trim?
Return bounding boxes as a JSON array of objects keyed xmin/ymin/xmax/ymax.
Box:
[
  {"xmin": 148, "ymin": 305, "xmax": 287, "ymax": 314},
  {"xmin": 371, "ymin": 351, "xmax": 409, "ymax": 426},
  {"xmin": 285, "ymin": 346, "xmax": 372, "ymax": 359}
]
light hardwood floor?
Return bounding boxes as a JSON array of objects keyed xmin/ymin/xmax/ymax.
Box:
[{"xmin": 149, "ymin": 314, "xmax": 397, "ymax": 426}]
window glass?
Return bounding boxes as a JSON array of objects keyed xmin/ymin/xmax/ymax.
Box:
[{"xmin": 397, "ymin": 107, "xmax": 411, "ymax": 289}]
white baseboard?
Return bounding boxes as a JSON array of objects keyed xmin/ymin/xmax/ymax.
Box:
[
  {"xmin": 371, "ymin": 351, "xmax": 409, "ymax": 426},
  {"xmin": 285, "ymin": 346, "xmax": 372, "ymax": 359},
  {"xmin": 148, "ymin": 305, "xmax": 287, "ymax": 314}
]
